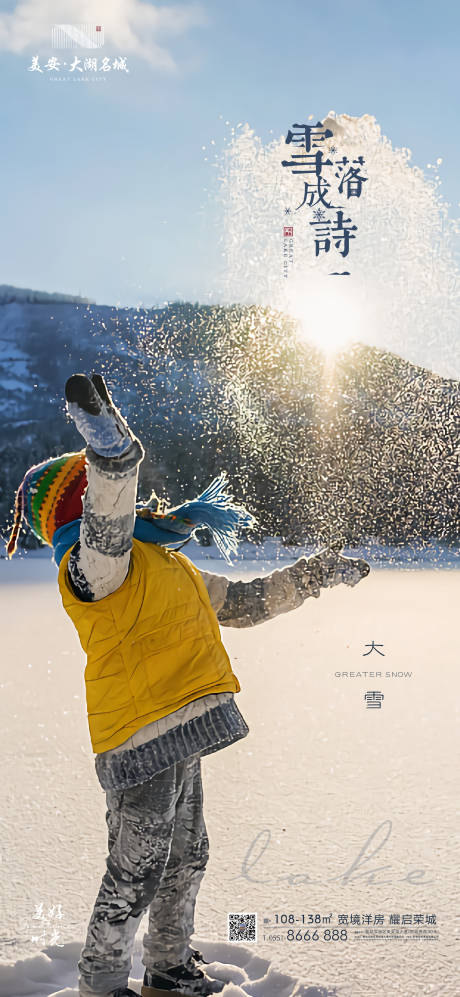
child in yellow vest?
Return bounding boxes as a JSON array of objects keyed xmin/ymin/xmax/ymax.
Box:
[{"xmin": 7, "ymin": 373, "xmax": 369, "ymax": 997}]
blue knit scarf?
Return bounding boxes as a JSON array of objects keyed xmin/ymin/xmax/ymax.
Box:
[{"xmin": 52, "ymin": 472, "xmax": 256, "ymax": 567}]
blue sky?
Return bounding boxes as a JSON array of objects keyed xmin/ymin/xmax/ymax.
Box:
[{"xmin": 0, "ymin": 0, "xmax": 459, "ymax": 306}]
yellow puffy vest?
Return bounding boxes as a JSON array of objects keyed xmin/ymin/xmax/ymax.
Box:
[{"xmin": 58, "ymin": 538, "xmax": 240, "ymax": 753}]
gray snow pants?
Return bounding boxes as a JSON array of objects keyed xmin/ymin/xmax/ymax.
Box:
[{"xmin": 78, "ymin": 753, "xmax": 209, "ymax": 997}]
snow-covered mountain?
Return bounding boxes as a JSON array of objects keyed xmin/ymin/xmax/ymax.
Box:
[{"xmin": 0, "ymin": 289, "xmax": 458, "ymax": 551}]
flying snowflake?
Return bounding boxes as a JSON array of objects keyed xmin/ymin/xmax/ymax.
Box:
[{"xmin": 313, "ymin": 208, "xmax": 326, "ymax": 221}]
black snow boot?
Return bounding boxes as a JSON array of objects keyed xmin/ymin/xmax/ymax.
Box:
[
  {"xmin": 141, "ymin": 951, "xmax": 226, "ymax": 995},
  {"xmin": 189, "ymin": 949, "xmax": 209, "ymax": 965}
]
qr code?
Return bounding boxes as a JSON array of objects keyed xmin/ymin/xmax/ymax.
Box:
[{"xmin": 228, "ymin": 912, "xmax": 257, "ymax": 942}]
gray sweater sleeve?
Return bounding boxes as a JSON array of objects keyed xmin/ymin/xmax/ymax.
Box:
[
  {"xmin": 67, "ymin": 439, "xmax": 144, "ymax": 602},
  {"xmin": 200, "ymin": 551, "xmax": 370, "ymax": 628}
]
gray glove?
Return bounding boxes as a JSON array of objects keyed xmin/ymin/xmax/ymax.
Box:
[
  {"xmin": 311, "ymin": 549, "xmax": 371, "ymax": 588},
  {"xmin": 65, "ymin": 372, "xmax": 139, "ymax": 458}
]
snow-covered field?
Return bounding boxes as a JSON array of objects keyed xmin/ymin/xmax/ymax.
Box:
[{"xmin": 0, "ymin": 548, "xmax": 457, "ymax": 997}]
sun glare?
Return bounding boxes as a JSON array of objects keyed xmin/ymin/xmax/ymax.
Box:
[{"xmin": 286, "ymin": 275, "xmax": 367, "ymax": 354}]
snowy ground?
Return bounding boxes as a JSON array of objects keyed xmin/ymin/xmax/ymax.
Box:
[{"xmin": 0, "ymin": 545, "xmax": 458, "ymax": 997}]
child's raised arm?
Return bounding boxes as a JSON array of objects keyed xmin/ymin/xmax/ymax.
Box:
[
  {"xmin": 64, "ymin": 373, "xmax": 144, "ymax": 602},
  {"xmin": 200, "ymin": 549, "xmax": 370, "ymax": 627}
]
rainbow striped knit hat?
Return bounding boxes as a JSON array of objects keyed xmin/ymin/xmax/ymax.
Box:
[
  {"xmin": 7, "ymin": 451, "xmax": 87, "ymax": 558},
  {"xmin": 7, "ymin": 453, "xmax": 256, "ymax": 564}
]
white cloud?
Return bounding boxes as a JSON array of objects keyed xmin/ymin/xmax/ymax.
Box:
[{"xmin": 0, "ymin": 0, "xmax": 207, "ymax": 68}]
